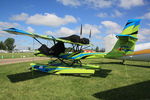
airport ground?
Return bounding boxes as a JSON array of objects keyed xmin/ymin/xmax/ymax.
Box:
[{"xmin": 0, "ymin": 58, "xmax": 150, "ymax": 100}]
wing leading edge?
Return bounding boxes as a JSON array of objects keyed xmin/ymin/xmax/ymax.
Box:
[{"xmin": 3, "ymin": 28, "xmax": 92, "ymax": 46}]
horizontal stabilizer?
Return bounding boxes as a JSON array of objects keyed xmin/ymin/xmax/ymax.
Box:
[{"xmin": 116, "ymin": 19, "xmax": 141, "ymax": 39}]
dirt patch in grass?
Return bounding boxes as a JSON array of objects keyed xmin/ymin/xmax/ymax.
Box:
[{"xmin": 0, "ymin": 57, "xmax": 50, "ymax": 65}]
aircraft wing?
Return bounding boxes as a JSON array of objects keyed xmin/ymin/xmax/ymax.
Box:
[
  {"xmin": 4, "ymin": 28, "xmax": 55, "ymax": 40},
  {"xmin": 3, "ymin": 28, "xmax": 92, "ymax": 46}
]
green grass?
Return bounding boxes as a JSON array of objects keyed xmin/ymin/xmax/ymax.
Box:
[
  {"xmin": 0, "ymin": 58, "xmax": 150, "ymax": 100},
  {"xmin": 0, "ymin": 52, "xmax": 34, "ymax": 59}
]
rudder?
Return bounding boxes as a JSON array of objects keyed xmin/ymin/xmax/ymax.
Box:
[{"xmin": 105, "ymin": 19, "xmax": 141, "ymax": 58}]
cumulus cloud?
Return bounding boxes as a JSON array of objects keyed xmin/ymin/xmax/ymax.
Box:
[
  {"xmin": 97, "ymin": 10, "xmax": 123, "ymax": 18},
  {"xmin": 97, "ymin": 13, "xmax": 108, "ymax": 18},
  {"xmin": 26, "ymin": 26, "xmax": 35, "ymax": 33},
  {"xmin": 139, "ymin": 28, "xmax": 150, "ymax": 35},
  {"xmin": 0, "ymin": 21, "xmax": 20, "ymax": 37},
  {"xmin": 137, "ymin": 28, "xmax": 150, "ymax": 42},
  {"xmin": 83, "ymin": 0, "xmax": 112, "ymax": 8},
  {"xmin": 0, "ymin": 22, "xmax": 19, "ymax": 29},
  {"xmin": 57, "ymin": 0, "xmax": 144, "ymax": 9},
  {"xmin": 101, "ymin": 21, "xmax": 122, "ymax": 34},
  {"xmin": 45, "ymin": 24, "xmax": 101, "ymax": 37},
  {"xmin": 57, "ymin": 27, "xmax": 77, "ymax": 36},
  {"xmin": 81, "ymin": 24, "xmax": 101, "ymax": 35},
  {"xmin": 112, "ymin": 10, "xmax": 123, "ymax": 17},
  {"xmin": 57, "ymin": 0, "xmax": 81, "ymax": 6},
  {"xmin": 10, "ymin": 13, "xmax": 77, "ymax": 27},
  {"xmin": 57, "ymin": 0, "xmax": 113, "ymax": 8},
  {"xmin": 45, "ymin": 31, "xmax": 54, "ymax": 36},
  {"xmin": 57, "ymin": 24, "xmax": 100, "ymax": 36},
  {"xmin": 104, "ymin": 34, "xmax": 117, "ymax": 52},
  {"xmin": 119, "ymin": 0, "xmax": 144, "ymax": 9},
  {"xmin": 135, "ymin": 42, "xmax": 150, "ymax": 51},
  {"xmin": 10, "ymin": 13, "xmax": 29, "ymax": 21},
  {"xmin": 26, "ymin": 13, "xmax": 77, "ymax": 27},
  {"xmin": 138, "ymin": 12, "xmax": 150, "ymax": 19},
  {"xmin": 137, "ymin": 34, "xmax": 147, "ymax": 42}
]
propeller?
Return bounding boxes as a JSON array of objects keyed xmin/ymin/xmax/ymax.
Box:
[
  {"xmin": 89, "ymin": 29, "xmax": 92, "ymax": 39},
  {"xmin": 80, "ymin": 24, "xmax": 82, "ymax": 38}
]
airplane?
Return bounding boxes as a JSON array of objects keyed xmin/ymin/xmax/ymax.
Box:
[
  {"xmin": 3, "ymin": 19, "xmax": 148, "ymax": 75},
  {"xmin": 3, "ymin": 25, "xmax": 99, "ymax": 75},
  {"xmin": 87, "ymin": 19, "xmax": 150, "ymax": 63}
]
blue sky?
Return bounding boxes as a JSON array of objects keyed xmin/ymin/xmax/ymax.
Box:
[{"xmin": 0, "ymin": 0, "xmax": 150, "ymax": 49}]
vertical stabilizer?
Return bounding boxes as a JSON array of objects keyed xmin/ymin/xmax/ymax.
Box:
[{"xmin": 105, "ymin": 19, "xmax": 141, "ymax": 58}]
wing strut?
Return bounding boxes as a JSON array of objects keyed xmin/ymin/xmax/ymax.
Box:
[{"xmin": 33, "ymin": 37, "xmax": 43, "ymax": 45}]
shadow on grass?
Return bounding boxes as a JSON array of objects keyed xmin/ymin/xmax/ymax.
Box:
[
  {"xmin": 91, "ymin": 62, "xmax": 150, "ymax": 68},
  {"xmin": 7, "ymin": 69, "xmax": 111, "ymax": 83},
  {"xmin": 93, "ymin": 80, "xmax": 150, "ymax": 100},
  {"xmin": 92, "ymin": 69, "xmax": 112, "ymax": 78},
  {"xmin": 61, "ymin": 69, "xmax": 112, "ymax": 78},
  {"xmin": 7, "ymin": 71, "xmax": 50, "ymax": 83}
]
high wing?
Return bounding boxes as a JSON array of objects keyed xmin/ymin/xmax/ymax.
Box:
[{"xmin": 3, "ymin": 28, "xmax": 92, "ymax": 46}]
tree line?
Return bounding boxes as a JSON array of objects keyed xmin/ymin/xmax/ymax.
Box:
[{"xmin": 0, "ymin": 38, "xmax": 16, "ymax": 52}]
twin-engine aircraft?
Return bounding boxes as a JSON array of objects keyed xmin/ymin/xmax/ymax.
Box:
[{"xmin": 4, "ymin": 19, "xmax": 149, "ymax": 75}]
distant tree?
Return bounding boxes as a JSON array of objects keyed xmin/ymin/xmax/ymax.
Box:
[
  {"xmin": 0, "ymin": 41, "xmax": 6, "ymax": 50},
  {"xmin": 27, "ymin": 47, "xmax": 31, "ymax": 50},
  {"xmin": 95, "ymin": 46, "xmax": 99, "ymax": 52},
  {"xmin": 4, "ymin": 38, "xmax": 16, "ymax": 52},
  {"xmin": 99, "ymin": 48, "xmax": 105, "ymax": 52},
  {"xmin": 91, "ymin": 48, "xmax": 94, "ymax": 50}
]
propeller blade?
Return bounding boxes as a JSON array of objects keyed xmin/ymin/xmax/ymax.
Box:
[
  {"xmin": 89, "ymin": 30, "xmax": 91, "ymax": 38},
  {"xmin": 80, "ymin": 24, "xmax": 82, "ymax": 38}
]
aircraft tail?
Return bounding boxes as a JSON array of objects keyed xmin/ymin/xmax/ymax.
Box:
[{"xmin": 105, "ymin": 19, "xmax": 141, "ymax": 58}]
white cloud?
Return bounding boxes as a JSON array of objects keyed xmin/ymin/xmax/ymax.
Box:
[
  {"xmin": 45, "ymin": 24, "xmax": 101, "ymax": 37},
  {"xmin": 57, "ymin": 0, "xmax": 145, "ymax": 9},
  {"xmin": 135, "ymin": 42, "xmax": 150, "ymax": 51},
  {"xmin": 138, "ymin": 28, "xmax": 150, "ymax": 42},
  {"xmin": 137, "ymin": 34, "xmax": 147, "ymax": 42},
  {"xmin": 82, "ymin": 24, "xmax": 100, "ymax": 35},
  {"xmin": 0, "ymin": 22, "xmax": 20, "ymax": 37},
  {"xmin": 138, "ymin": 12, "xmax": 150, "ymax": 19},
  {"xmin": 58, "ymin": 0, "xmax": 113, "ymax": 8},
  {"xmin": 83, "ymin": 0, "xmax": 112, "ymax": 8},
  {"xmin": 97, "ymin": 10, "xmax": 123, "ymax": 18},
  {"xmin": 57, "ymin": 24, "xmax": 101, "ymax": 36},
  {"xmin": 57, "ymin": 0, "xmax": 81, "ymax": 6},
  {"xmin": 104, "ymin": 34, "xmax": 117, "ymax": 52},
  {"xmin": 139, "ymin": 28, "xmax": 150, "ymax": 35},
  {"xmin": 10, "ymin": 13, "xmax": 29, "ymax": 21},
  {"xmin": 26, "ymin": 13, "xmax": 77, "ymax": 27},
  {"xmin": 10, "ymin": 13, "xmax": 77, "ymax": 27},
  {"xmin": 119, "ymin": 0, "xmax": 144, "ymax": 9},
  {"xmin": 97, "ymin": 13, "xmax": 108, "ymax": 18},
  {"xmin": 57, "ymin": 27, "xmax": 77, "ymax": 36},
  {"xmin": 26, "ymin": 26, "xmax": 35, "ymax": 33},
  {"xmin": 0, "ymin": 22, "xmax": 19, "ymax": 29},
  {"xmin": 45, "ymin": 31, "xmax": 54, "ymax": 36},
  {"xmin": 148, "ymin": 23, "xmax": 150, "ymax": 26},
  {"xmin": 95, "ymin": 35, "xmax": 102, "ymax": 40},
  {"xmin": 112, "ymin": 10, "xmax": 123, "ymax": 17},
  {"xmin": 101, "ymin": 21, "xmax": 122, "ymax": 34}
]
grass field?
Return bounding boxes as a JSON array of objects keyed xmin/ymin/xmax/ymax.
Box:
[
  {"xmin": 0, "ymin": 53, "xmax": 34, "ymax": 59},
  {"xmin": 0, "ymin": 58, "xmax": 150, "ymax": 100}
]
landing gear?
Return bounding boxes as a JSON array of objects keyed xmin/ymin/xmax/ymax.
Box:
[{"xmin": 122, "ymin": 60, "xmax": 125, "ymax": 64}]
